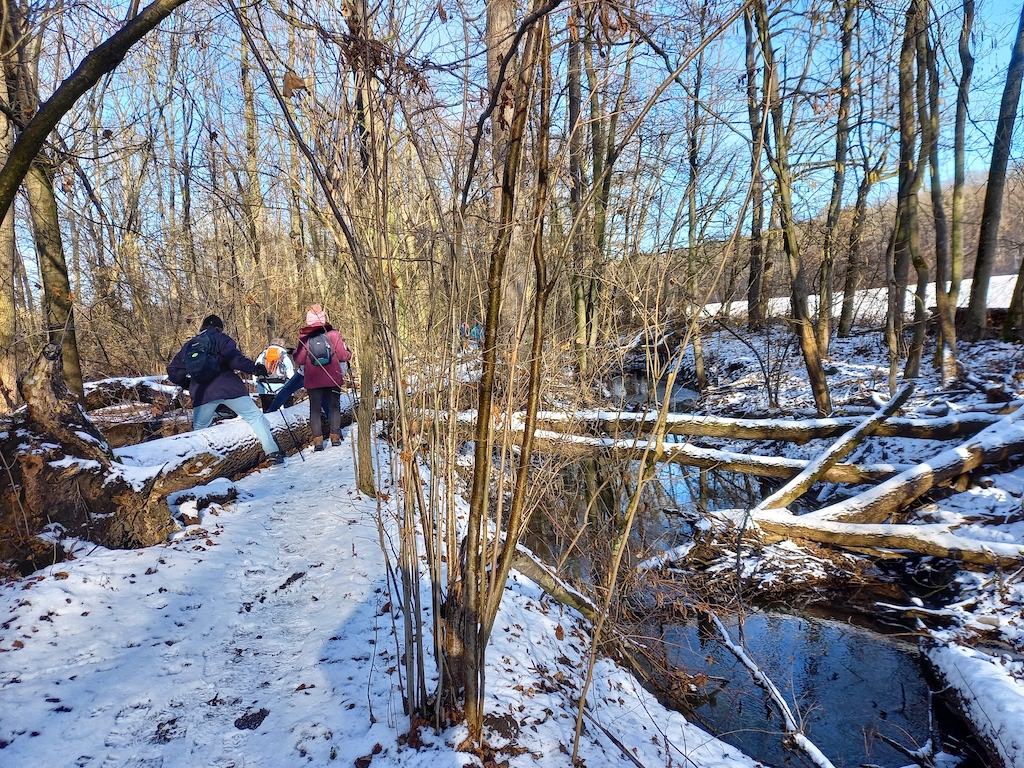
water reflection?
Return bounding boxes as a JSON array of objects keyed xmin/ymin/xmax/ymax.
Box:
[
  {"xmin": 523, "ymin": 459, "xmax": 979, "ymax": 767},
  {"xmin": 663, "ymin": 610, "xmax": 931, "ymax": 768}
]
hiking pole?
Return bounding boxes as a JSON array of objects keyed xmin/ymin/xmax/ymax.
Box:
[
  {"xmin": 262, "ymin": 375, "xmax": 304, "ymax": 462},
  {"xmin": 277, "ymin": 406, "xmax": 305, "ymax": 462}
]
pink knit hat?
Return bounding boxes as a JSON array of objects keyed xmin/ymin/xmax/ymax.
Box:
[{"xmin": 305, "ymin": 304, "xmax": 327, "ymax": 326}]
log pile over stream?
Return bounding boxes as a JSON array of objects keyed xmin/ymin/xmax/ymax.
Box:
[
  {"xmin": 6, "ymin": 340, "xmax": 1024, "ymax": 576},
  {"xmin": 520, "ymin": 385, "xmax": 1024, "ymax": 568}
]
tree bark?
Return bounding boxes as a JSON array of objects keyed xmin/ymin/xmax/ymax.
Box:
[
  {"xmin": 807, "ymin": 405, "xmax": 1024, "ymax": 524},
  {"xmin": 1, "ymin": 347, "xmax": 168, "ymax": 571},
  {"xmin": 965, "ymin": 4, "xmax": 1024, "ymax": 340},
  {"xmin": 0, "ymin": 56, "xmax": 17, "ymax": 411},
  {"xmin": 25, "ymin": 161, "xmax": 85, "ymax": 396}
]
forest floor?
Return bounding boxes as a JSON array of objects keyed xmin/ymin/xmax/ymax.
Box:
[{"xmin": 2, "ymin": 313, "xmax": 1024, "ymax": 767}]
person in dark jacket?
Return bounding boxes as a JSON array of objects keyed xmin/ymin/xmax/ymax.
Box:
[
  {"xmin": 292, "ymin": 304, "xmax": 352, "ymax": 451},
  {"xmin": 167, "ymin": 314, "xmax": 285, "ymax": 464}
]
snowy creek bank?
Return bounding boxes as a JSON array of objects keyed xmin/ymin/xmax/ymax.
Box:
[{"xmin": 523, "ymin": 456, "xmax": 993, "ymax": 767}]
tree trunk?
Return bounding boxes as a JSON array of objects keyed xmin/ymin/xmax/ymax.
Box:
[
  {"xmin": 927, "ymin": 24, "xmax": 957, "ymax": 381},
  {"xmin": 838, "ymin": 159, "xmax": 873, "ymax": 336},
  {"xmin": 889, "ymin": 0, "xmax": 925, "ymax": 384},
  {"xmin": 25, "ymin": 161, "xmax": 85, "ymax": 396},
  {"xmin": 745, "ymin": 9, "xmax": 767, "ymax": 332},
  {"xmin": 816, "ymin": 0, "xmax": 855, "ymax": 355},
  {"xmin": 754, "ymin": 0, "xmax": 832, "ymax": 416},
  {"xmin": 905, "ymin": 8, "xmax": 932, "ymax": 380},
  {"xmin": 965, "ymin": 4, "xmax": 1024, "ymax": 340},
  {"xmin": 0, "ymin": 348, "xmax": 169, "ymax": 572},
  {"xmin": 950, "ymin": 0, "xmax": 974, "ymax": 315},
  {"xmin": 462, "ymin": 14, "xmax": 543, "ymax": 743}
]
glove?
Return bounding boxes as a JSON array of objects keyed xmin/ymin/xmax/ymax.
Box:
[{"xmin": 254, "ymin": 363, "xmax": 269, "ymax": 377}]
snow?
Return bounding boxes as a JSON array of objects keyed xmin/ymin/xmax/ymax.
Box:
[
  {"xmin": 0, "ymin": 428, "xmax": 759, "ymax": 768},
  {"xmin": 10, "ymin": 292, "xmax": 1024, "ymax": 766},
  {"xmin": 924, "ymin": 643, "xmax": 1024, "ymax": 768}
]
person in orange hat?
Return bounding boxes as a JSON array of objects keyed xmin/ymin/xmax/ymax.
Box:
[{"xmin": 292, "ymin": 304, "xmax": 352, "ymax": 451}]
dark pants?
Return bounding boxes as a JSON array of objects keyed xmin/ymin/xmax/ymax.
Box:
[
  {"xmin": 308, "ymin": 387, "xmax": 342, "ymax": 440},
  {"xmin": 267, "ymin": 372, "xmax": 306, "ymax": 412}
]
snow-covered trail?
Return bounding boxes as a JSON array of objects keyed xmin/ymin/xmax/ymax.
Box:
[
  {"xmin": 0, "ymin": 444, "xmax": 433, "ymax": 767},
  {"xmin": 2, "ymin": 425, "xmax": 759, "ymax": 768}
]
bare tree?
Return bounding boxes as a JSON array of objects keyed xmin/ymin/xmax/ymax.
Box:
[
  {"xmin": 753, "ymin": 0, "xmax": 832, "ymax": 415},
  {"xmin": 965, "ymin": 4, "xmax": 1024, "ymax": 340}
]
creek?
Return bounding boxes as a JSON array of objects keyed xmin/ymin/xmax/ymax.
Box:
[{"xmin": 524, "ymin": 457, "xmax": 987, "ymax": 767}]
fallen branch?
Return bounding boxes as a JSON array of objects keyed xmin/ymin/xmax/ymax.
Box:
[
  {"xmin": 806, "ymin": 405, "xmax": 1024, "ymax": 524},
  {"xmin": 510, "ymin": 546, "xmax": 595, "ymax": 621},
  {"xmin": 755, "ymin": 383, "xmax": 914, "ymax": 511},
  {"xmin": 707, "ymin": 611, "xmax": 837, "ymax": 768}
]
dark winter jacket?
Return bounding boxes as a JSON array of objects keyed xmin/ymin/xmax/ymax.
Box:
[
  {"xmin": 167, "ymin": 327, "xmax": 261, "ymax": 406},
  {"xmin": 293, "ymin": 324, "xmax": 352, "ymax": 390}
]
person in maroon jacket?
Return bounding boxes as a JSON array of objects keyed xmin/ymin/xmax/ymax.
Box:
[{"xmin": 292, "ymin": 304, "xmax": 353, "ymax": 451}]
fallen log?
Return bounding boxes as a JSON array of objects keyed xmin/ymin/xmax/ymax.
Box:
[
  {"xmin": 742, "ymin": 509, "xmax": 1024, "ymax": 568},
  {"xmin": 0, "ymin": 346, "xmax": 354, "ymax": 574},
  {"xmin": 533, "ymin": 409, "xmax": 1007, "ymax": 443},
  {"xmin": 116, "ymin": 401, "xmax": 354, "ymax": 495},
  {"xmin": 755, "ymin": 383, "xmax": 914, "ymax": 511},
  {"xmin": 510, "ymin": 546, "xmax": 596, "ymax": 621},
  {"xmin": 0, "ymin": 346, "xmax": 173, "ymax": 573},
  {"xmin": 529, "ymin": 430, "xmax": 909, "ymax": 484},
  {"xmin": 805, "ymin": 405, "xmax": 1024, "ymax": 524},
  {"xmin": 923, "ymin": 641, "xmax": 1023, "ymax": 768},
  {"xmin": 83, "ymin": 376, "xmax": 180, "ymax": 412}
]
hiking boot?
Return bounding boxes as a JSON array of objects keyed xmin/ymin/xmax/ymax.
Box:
[
  {"xmin": 330, "ymin": 434, "xmax": 341, "ymax": 447},
  {"xmin": 313, "ymin": 440, "xmax": 325, "ymax": 452},
  {"xmin": 267, "ymin": 451, "xmax": 286, "ymax": 465}
]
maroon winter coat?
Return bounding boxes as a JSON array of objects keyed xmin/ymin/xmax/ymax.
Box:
[{"xmin": 293, "ymin": 324, "xmax": 352, "ymax": 390}]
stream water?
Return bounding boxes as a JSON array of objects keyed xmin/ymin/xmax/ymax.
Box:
[
  {"xmin": 661, "ymin": 609, "xmax": 940, "ymax": 768},
  {"xmin": 524, "ymin": 457, "xmax": 985, "ymax": 767}
]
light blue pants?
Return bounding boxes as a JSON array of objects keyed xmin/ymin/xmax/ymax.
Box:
[{"xmin": 193, "ymin": 395, "xmax": 280, "ymax": 455}]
